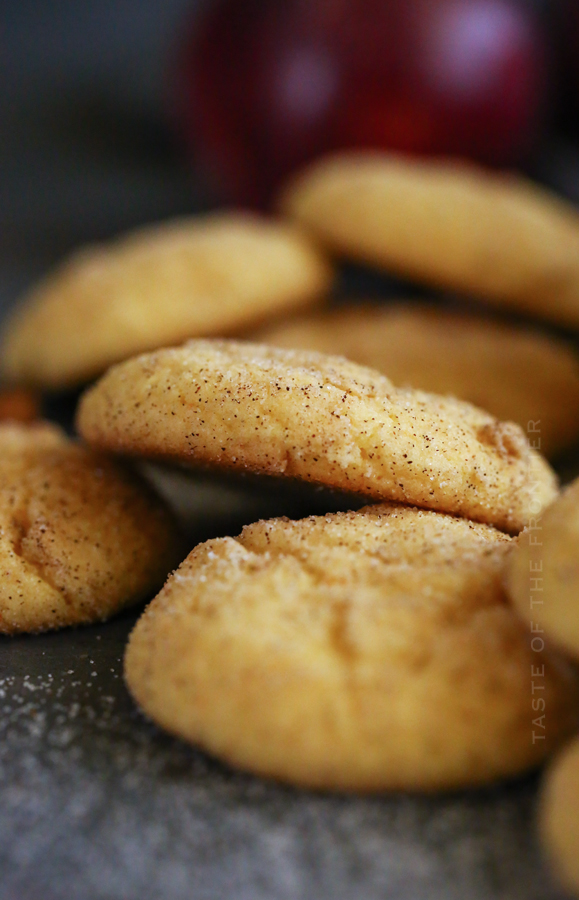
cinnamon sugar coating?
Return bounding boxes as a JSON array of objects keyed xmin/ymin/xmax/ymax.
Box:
[
  {"xmin": 125, "ymin": 505, "xmax": 579, "ymax": 791},
  {"xmin": 0, "ymin": 422, "xmax": 182, "ymax": 634},
  {"xmin": 77, "ymin": 339, "xmax": 557, "ymax": 533}
]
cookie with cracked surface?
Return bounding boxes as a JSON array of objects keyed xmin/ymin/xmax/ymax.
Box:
[
  {"xmin": 0, "ymin": 422, "xmax": 182, "ymax": 634},
  {"xmin": 0, "ymin": 212, "xmax": 332, "ymax": 389},
  {"xmin": 125, "ymin": 504, "xmax": 579, "ymax": 791},
  {"xmin": 507, "ymin": 476, "xmax": 579, "ymax": 661},
  {"xmin": 254, "ymin": 303, "xmax": 579, "ymax": 457},
  {"xmin": 77, "ymin": 339, "xmax": 557, "ymax": 534},
  {"xmin": 279, "ymin": 152, "xmax": 579, "ymax": 328},
  {"xmin": 539, "ymin": 737, "xmax": 579, "ymax": 896}
]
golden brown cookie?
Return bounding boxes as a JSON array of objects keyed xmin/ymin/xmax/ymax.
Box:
[
  {"xmin": 0, "ymin": 422, "xmax": 182, "ymax": 634},
  {"xmin": 0, "ymin": 419, "xmax": 65, "ymax": 454},
  {"xmin": 125, "ymin": 504, "xmax": 579, "ymax": 791},
  {"xmin": 77, "ymin": 339, "xmax": 557, "ymax": 534},
  {"xmin": 254, "ymin": 303, "xmax": 579, "ymax": 457},
  {"xmin": 507, "ymin": 476, "xmax": 579, "ymax": 660},
  {"xmin": 539, "ymin": 737, "xmax": 579, "ymax": 896},
  {"xmin": 279, "ymin": 152, "xmax": 579, "ymax": 327},
  {"xmin": 0, "ymin": 212, "xmax": 332, "ymax": 389}
]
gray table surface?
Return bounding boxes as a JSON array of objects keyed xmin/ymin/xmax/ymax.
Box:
[
  {"xmin": 1, "ymin": 2, "xmax": 578, "ymax": 897},
  {"xmin": 0, "ymin": 612, "xmax": 567, "ymax": 900}
]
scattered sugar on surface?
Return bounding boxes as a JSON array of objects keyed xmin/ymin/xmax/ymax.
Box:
[{"xmin": 0, "ymin": 616, "xmax": 560, "ymax": 900}]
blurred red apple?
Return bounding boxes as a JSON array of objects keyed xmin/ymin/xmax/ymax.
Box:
[{"xmin": 171, "ymin": 0, "xmax": 549, "ymax": 206}]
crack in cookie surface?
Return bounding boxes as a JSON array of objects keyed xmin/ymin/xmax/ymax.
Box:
[{"xmin": 125, "ymin": 504, "xmax": 579, "ymax": 791}]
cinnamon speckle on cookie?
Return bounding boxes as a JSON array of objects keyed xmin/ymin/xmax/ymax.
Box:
[
  {"xmin": 125, "ymin": 504, "xmax": 579, "ymax": 791},
  {"xmin": 77, "ymin": 339, "xmax": 557, "ymax": 533}
]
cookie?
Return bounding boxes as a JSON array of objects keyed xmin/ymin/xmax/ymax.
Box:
[
  {"xmin": 0, "ymin": 212, "xmax": 332, "ymax": 389},
  {"xmin": 279, "ymin": 152, "xmax": 579, "ymax": 327},
  {"xmin": 0, "ymin": 419, "xmax": 65, "ymax": 454},
  {"xmin": 77, "ymin": 339, "xmax": 557, "ymax": 534},
  {"xmin": 507, "ymin": 476, "xmax": 579, "ymax": 660},
  {"xmin": 539, "ymin": 737, "xmax": 579, "ymax": 895},
  {"xmin": 125, "ymin": 504, "xmax": 579, "ymax": 791},
  {"xmin": 254, "ymin": 303, "xmax": 579, "ymax": 457},
  {"xmin": 0, "ymin": 422, "xmax": 182, "ymax": 634}
]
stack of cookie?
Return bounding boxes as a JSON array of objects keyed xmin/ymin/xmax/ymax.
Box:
[
  {"xmin": 3, "ymin": 158, "xmax": 579, "ymax": 458},
  {"xmin": 70, "ymin": 338, "xmax": 576, "ymax": 795},
  {"xmin": 1, "ymin": 151, "xmax": 579, "ymax": 887}
]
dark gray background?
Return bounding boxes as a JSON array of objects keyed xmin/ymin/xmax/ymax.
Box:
[
  {"xmin": 1, "ymin": 0, "xmax": 204, "ymax": 316},
  {"xmin": 0, "ymin": 2, "xmax": 576, "ymax": 898}
]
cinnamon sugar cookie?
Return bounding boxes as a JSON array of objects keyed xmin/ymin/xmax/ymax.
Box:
[
  {"xmin": 539, "ymin": 736, "xmax": 579, "ymax": 895},
  {"xmin": 0, "ymin": 213, "xmax": 332, "ymax": 389},
  {"xmin": 507, "ymin": 475, "xmax": 579, "ymax": 660},
  {"xmin": 280, "ymin": 152, "xmax": 579, "ymax": 327},
  {"xmin": 0, "ymin": 422, "xmax": 181, "ymax": 634},
  {"xmin": 77, "ymin": 339, "xmax": 557, "ymax": 534},
  {"xmin": 254, "ymin": 303, "xmax": 579, "ymax": 457},
  {"xmin": 125, "ymin": 504, "xmax": 579, "ymax": 791}
]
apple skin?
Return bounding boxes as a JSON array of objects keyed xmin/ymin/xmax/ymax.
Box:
[{"xmin": 171, "ymin": 0, "xmax": 550, "ymax": 206}]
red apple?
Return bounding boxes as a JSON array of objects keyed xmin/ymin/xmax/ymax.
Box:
[{"xmin": 171, "ymin": 0, "xmax": 550, "ymax": 206}]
